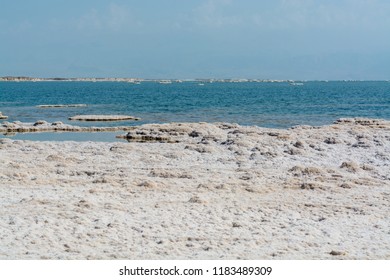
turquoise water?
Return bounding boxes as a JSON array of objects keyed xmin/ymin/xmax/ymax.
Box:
[{"xmin": 1, "ymin": 81, "xmax": 389, "ymax": 141}]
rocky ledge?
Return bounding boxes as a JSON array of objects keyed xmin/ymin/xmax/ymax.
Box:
[
  {"xmin": 117, "ymin": 117, "xmax": 390, "ymax": 144},
  {"xmin": 0, "ymin": 120, "xmax": 136, "ymax": 133}
]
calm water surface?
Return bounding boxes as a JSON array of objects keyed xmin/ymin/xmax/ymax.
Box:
[{"xmin": 1, "ymin": 81, "xmax": 389, "ymax": 141}]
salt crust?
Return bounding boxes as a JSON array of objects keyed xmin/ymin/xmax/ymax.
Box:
[
  {"xmin": 69, "ymin": 115, "xmax": 140, "ymax": 121},
  {"xmin": 0, "ymin": 118, "xmax": 389, "ymax": 259}
]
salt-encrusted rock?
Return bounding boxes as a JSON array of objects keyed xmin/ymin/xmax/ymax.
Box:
[
  {"xmin": 339, "ymin": 183, "xmax": 352, "ymax": 189},
  {"xmin": 37, "ymin": 104, "xmax": 87, "ymax": 108},
  {"xmin": 117, "ymin": 133, "xmax": 172, "ymax": 143},
  {"xmin": 34, "ymin": 120, "xmax": 49, "ymax": 126},
  {"xmin": 324, "ymin": 137, "xmax": 338, "ymax": 144},
  {"xmin": 334, "ymin": 118, "xmax": 388, "ymax": 127},
  {"xmin": 0, "ymin": 120, "xmax": 135, "ymax": 133},
  {"xmin": 340, "ymin": 161, "xmax": 360, "ymax": 173},
  {"xmin": 1, "ymin": 121, "xmax": 19, "ymax": 129},
  {"xmin": 117, "ymin": 128, "xmax": 174, "ymax": 142},
  {"xmin": 69, "ymin": 115, "xmax": 140, "ymax": 121},
  {"xmin": 0, "ymin": 112, "xmax": 8, "ymax": 119},
  {"xmin": 116, "ymin": 122, "xmax": 231, "ymax": 143},
  {"xmin": 189, "ymin": 130, "xmax": 201, "ymax": 137},
  {"xmin": 329, "ymin": 250, "xmax": 346, "ymax": 256},
  {"xmin": 188, "ymin": 196, "xmax": 203, "ymax": 203}
]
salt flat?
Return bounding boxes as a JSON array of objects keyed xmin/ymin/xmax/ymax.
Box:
[{"xmin": 0, "ymin": 118, "xmax": 389, "ymax": 259}]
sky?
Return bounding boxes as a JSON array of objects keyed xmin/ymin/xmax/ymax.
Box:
[{"xmin": 1, "ymin": 0, "xmax": 390, "ymax": 80}]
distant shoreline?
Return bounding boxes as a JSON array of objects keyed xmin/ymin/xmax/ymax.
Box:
[
  {"xmin": 1, "ymin": 76, "xmax": 388, "ymax": 83},
  {"xmin": 0, "ymin": 76, "xmax": 294, "ymax": 83}
]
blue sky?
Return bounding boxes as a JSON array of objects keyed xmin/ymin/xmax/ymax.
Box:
[{"xmin": 1, "ymin": 0, "xmax": 390, "ymax": 79}]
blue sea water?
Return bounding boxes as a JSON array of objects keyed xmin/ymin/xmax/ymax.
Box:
[{"xmin": 1, "ymin": 81, "xmax": 389, "ymax": 141}]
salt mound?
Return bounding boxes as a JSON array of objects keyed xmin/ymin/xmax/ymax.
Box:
[
  {"xmin": 69, "ymin": 115, "xmax": 140, "ymax": 121},
  {"xmin": 0, "ymin": 120, "xmax": 135, "ymax": 133},
  {"xmin": 0, "ymin": 112, "xmax": 8, "ymax": 119},
  {"xmin": 37, "ymin": 104, "xmax": 87, "ymax": 108}
]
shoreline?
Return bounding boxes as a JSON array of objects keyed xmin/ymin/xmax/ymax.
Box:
[
  {"xmin": 0, "ymin": 120, "xmax": 137, "ymax": 134},
  {"xmin": 1, "ymin": 118, "xmax": 389, "ymax": 259},
  {"xmin": 1, "ymin": 76, "xmax": 390, "ymax": 83}
]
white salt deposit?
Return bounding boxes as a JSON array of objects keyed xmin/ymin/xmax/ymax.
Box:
[{"xmin": 0, "ymin": 118, "xmax": 389, "ymax": 259}]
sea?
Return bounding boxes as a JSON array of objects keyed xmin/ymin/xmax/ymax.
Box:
[{"xmin": 1, "ymin": 81, "xmax": 389, "ymax": 142}]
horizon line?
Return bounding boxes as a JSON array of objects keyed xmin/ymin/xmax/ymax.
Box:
[{"xmin": 1, "ymin": 76, "xmax": 389, "ymax": 82}]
